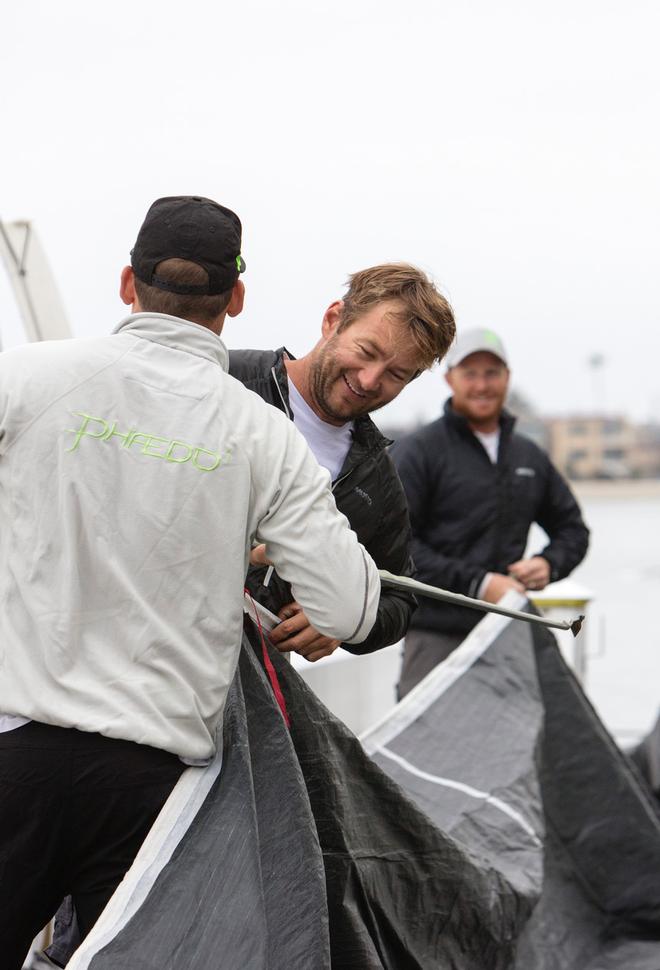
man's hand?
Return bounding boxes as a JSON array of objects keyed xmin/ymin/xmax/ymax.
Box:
[
  {"xmin": 507, "ymin": 556, "xmax": 551, "ymax": 591},
  {"xmin": 249, "ymin": 544, "xmax": 272, "ymax": 567},
  {"xmin": 482, "ymin": 572, "xmax": 525, "ymax": 603},
  {"xmin": 269, "ymin": 601, "xmax": 341, "ymax": 663}
]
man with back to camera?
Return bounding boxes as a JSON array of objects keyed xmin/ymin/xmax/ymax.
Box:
[
  {"xmin": 391, "ymin": 327, "xmax": 590, "ymax": 698},
  {"xmin": 229, "ymin": 262, "xmax": 457, "ymax": 662},
  {"xmin": 0, "ymin": 196, "xmax": 382, "ymax": 969}
]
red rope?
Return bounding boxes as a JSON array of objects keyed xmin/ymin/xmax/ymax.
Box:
[{"xmin": 245, "ymin": 589, "xmax": 291, "ymax": 729}]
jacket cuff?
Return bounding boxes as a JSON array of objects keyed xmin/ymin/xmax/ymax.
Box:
[
  {"xmin": 468, "ymin": 570, "xmax": 488, "ymax": 598},
  {"xmin": 540, "ymin": 551, "xmax": 559, "ymax": 582},
  {"xmin": 476, "ymin": 572, "xmax": 493, "ymax": 600}
]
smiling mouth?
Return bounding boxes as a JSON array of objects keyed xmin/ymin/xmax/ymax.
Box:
[{"xmin": 343, "ymin": 375, "xmax": 367, "ymax": 398}]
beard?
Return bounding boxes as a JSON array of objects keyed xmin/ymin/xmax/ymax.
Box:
[{"xmin": 309, "ymin": 341, "xmax": 377, "ymax": 424}]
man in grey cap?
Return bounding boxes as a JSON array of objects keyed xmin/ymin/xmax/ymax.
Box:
[{"xmin": 391, "ymin": 327, "xmax": 589, "ymax": 697}]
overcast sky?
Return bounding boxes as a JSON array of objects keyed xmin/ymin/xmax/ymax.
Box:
[{"xmin": 2, "ymin": 0, "xmax": 659, "ymax": 429}]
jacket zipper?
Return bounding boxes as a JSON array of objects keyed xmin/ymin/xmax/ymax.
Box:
[
  {"xmin": 263, "ymin": 365, "xmax": 291, "ymax": 588},
  {"xmin": 270, "ymin": 366, "xmax": 292, "ymax": 419},
  {"xmin": 332, "ymin": 469, "xmax": 353, "ymax": 493}
]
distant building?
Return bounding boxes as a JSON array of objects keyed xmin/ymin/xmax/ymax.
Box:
[
  {"xmin": 630, "ymin": 423, "xmax": 660, "ymax": 479},
  {"xmin": 545, "ymin": 415, "xmax": 660, "ymax": 480}
]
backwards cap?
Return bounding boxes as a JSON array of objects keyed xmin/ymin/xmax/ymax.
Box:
[{"xmin": 131, "ymin": 195, "xmax": 246, "ymax": 295}]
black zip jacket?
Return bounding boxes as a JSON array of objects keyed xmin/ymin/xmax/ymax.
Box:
[
  {"xmin": 228, "ymin": 348, "xmax": 417, "ymax": 653},
  {"xmin": 391, "ymin": 399, "xmax": 590, "ymax": 636}
]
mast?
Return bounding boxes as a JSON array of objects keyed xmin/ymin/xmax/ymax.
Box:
[{"xmin": 0, "ymin": 218, "xmax": 71, "ymax": 345}]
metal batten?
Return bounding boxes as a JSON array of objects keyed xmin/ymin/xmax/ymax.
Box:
[{"xmin": 378, "ymin": 570, "xmax": 584, "ymax": 637}]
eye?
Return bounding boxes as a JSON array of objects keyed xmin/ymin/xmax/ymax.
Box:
[{"xmin": 356, "ymin": 343, "xmax": 374, "ymax": 358}]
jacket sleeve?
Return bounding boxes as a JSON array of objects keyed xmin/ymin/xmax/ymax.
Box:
[
  {"xmin": 252, "ymin": 412, "xmax": 381, "ymax": 645},
  {"xmin": 341, "ymin": 453, "xmax": 417, "ymax": 655},
  {"xmin": 410, "ymin": 539, "xmax": 488, "ymax": 599},
  {"xmin": 535, "ymin": 458, "xmax": 590, "ymax": 581},
  {"xmin": 391, "ymin": 436, "xmax": 488, "ymax": 597}
]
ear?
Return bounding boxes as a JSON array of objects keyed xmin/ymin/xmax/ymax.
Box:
[
  {"xmin": 226, "ymin": 279, "xmax": 245, "ymax": 318},
  {"xmin": 120, "ymin": 266, "xmax": 137, "ymax": 307},
  {"xmin": 321, "ymin": 300, "xmax": 344, "ymax": 340},
  {"xmin": 445, "ymin": 367, "xmax": 455, "ymax": 390}
]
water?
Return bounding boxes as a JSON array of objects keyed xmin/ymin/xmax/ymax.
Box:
[{"xmin": 533, "ymin": 481, "xmax": 660, "ymax": 745}]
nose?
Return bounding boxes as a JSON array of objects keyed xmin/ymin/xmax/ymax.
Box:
[
  {"xmin": 472, "ymin": 373, "xmax": 490, "ymax": 391},
  {"xmin": 357, "ymin": 364, "xmax": 383, "ymax": 393}
]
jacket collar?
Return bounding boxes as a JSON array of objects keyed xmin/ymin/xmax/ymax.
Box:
[
  {"xmin": 114, "ymin": 313, "xmax": 229, "ymax": 371},
  {"xmin": 271, "ymin": 347, "xmax": 391, "ymax": 457},
  {"xmin": 443, "ymin": 397, "xmax": 516, "ymax": 437}
]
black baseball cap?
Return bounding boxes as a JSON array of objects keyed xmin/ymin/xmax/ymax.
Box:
[{"xmin": 131, "ymin": 196, "xmax": 246, "ymax": 295}]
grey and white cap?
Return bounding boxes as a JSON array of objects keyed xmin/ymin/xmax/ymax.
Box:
[{"xmin": 445, "ymin": 327, "xmax": 508, "ymax": 368}]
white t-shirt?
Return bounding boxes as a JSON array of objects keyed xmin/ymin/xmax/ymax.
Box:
[
  {"xmin": 287, "ymin": 379, "xmax": 353, "ymax": 482},
  {"xmin": 474, "ymin": 429, "xmax": 500, "ymax": 464}
]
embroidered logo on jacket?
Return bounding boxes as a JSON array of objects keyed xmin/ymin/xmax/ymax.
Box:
[
  {"xmin": 65, "ymin": 411, "xmax": 228, "ymax": 472},
  {"xmin": 354, "ymin": 486, "xmax": 373, "ymax": 506},
  {"xmin": 515, "ymin": 467, "xmax": 536, "ymax": 477}
]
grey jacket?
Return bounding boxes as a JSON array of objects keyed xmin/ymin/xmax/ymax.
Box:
[{"xmin": 0, "ymin": 315, "xmax": 380, "ymax": 760}]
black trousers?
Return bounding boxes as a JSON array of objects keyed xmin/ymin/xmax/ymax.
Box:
[
  {"xmin": 397, "ymin": 628, "xmax": 465, "ymax": 699},
  {"xmin": 0, "ymin": 720, "xmax": 185, "ymax": 970}
]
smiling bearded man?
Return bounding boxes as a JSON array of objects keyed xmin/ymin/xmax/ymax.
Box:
[
  {"xmin": 229, "ymin": 263, "xmax": 456, "ymax": 664},
  {"xmin": 391, "ymin": 327, "xmax": 590, "ymax": 697},
  {"xmin": 303, "ymin": 299, "xmax": 426, "ymax": 423}
]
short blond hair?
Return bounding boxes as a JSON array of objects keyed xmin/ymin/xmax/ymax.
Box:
[{"xmin": 339, "ymin": 263, "xmax": 456, "ymax": 371}]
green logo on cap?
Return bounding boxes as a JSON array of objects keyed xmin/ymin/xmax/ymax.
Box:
[{"xmin": 236, "ymin": 255, "xmax": 242, "ymax": 271}]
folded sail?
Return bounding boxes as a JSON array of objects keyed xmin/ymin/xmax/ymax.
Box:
[{"xmin": 66, "ymin": 607, "xmax": 660, "ymax": 969}]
